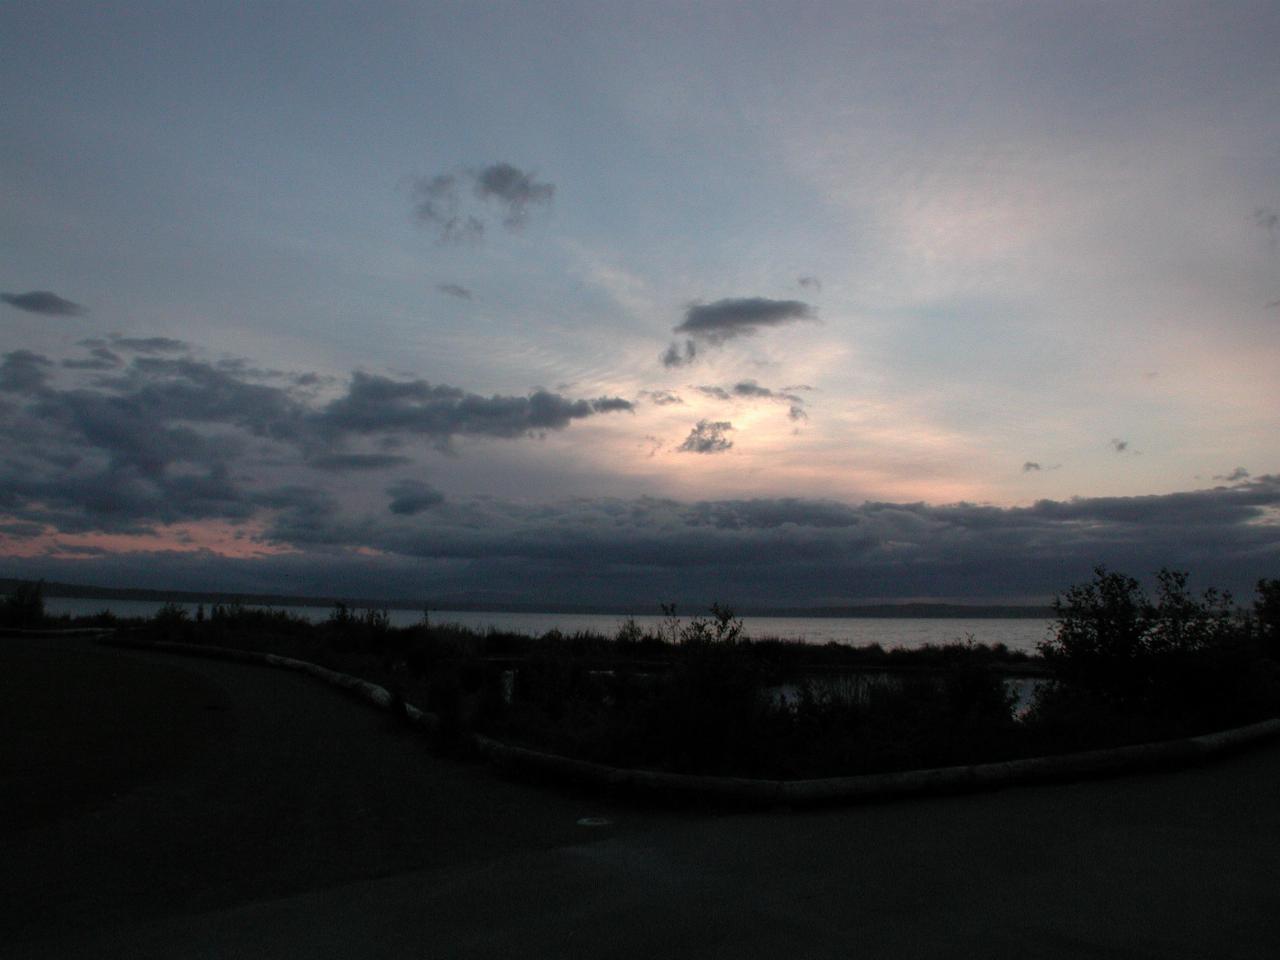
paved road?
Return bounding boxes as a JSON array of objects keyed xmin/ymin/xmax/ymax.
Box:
[{"xmin": 5, "ymin": 638, "xmax": 1279, "ymax": 958}]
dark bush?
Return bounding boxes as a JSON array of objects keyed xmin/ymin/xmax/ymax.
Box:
[
  {"xmin": 1033, "ymin": 566, "xmax": 1275, "ymax": 736},
  {"xmin": 0, "ymin": 580, "xmax": 45, "ymax": 628},
  {"xmin": 1257, "ymin": 578, "xmax": 1280, "ymax": 660}
]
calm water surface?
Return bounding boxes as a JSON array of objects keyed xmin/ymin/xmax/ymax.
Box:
[{"xmin": 45, "ymin": 597, "xmax": 1054, "ymax": 654}]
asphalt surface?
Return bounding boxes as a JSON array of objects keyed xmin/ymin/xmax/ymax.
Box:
[{"xmin": 4, "ymin": 636, "xmax": 1279, "ymax": 959}]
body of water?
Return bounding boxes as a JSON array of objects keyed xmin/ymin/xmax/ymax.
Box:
[{"xmin": 44, "ymin": 597, "xmax": 1055, "ymax": 654}]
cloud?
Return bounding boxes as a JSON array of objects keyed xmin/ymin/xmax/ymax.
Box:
[
  {"xmin": 387, "ymin": 478, "xmax": 445, "ymax": 515},
  {"xmin": 412, "ymin": 173, "xmax": 484, "ymax": 244},
  {"xmin": 1023, "ymin": 461, "xmax": 1042, "ymax": 472},
  {"xmin": 590, "ymin": 396, "xmax": 635, "ymax": 414},
  {"xmin": 14, "ymin": 477, "xmax": 1277, "ymax": 609},
  {"xmin": 472, "ymin": 163, "xmax": 555, "ymax": 228},
  {"xmin": 308, "ymin": 453, "xmax": 412, "ymax": 472},
  {"xmin": 1256, "ymin": 206, "xmax": 1279, "ymax": 244},
  {"xmin": 0, "ymin": 341, "xmax": 632, "ymax": 533},
  {"xmin": 62, "ymin": 347, "xmax": 123, "ymax": 371},
  {"xmin": 0, "ymin": 520, "xmax": 44, "ymax": 539},
  {"xmin": 797, "ymin": 275, "xmax": 822, "ymax": 291},
  {"xmin": 111, "ymin": 336, "xmax": 189, "ymax": 354},
  {"xmin": 1214, "ymin": 467, "xmax": 1250, "ymax": 482},
  {"xmin": 731, "ymin": 380, "xmax": 773, "ymax": 398},
  {"xmin": 0, "ymin": 351, "xmax": 55, "ymax": 394},
  {"xmin": 412, "ymin": 162, "xmax": 554, "ymax": 242},
  {"xmin": 673, "ymin": 297, "xmax": 815, "ymax": 345},
  {"xmin": 696, "ymin": 380, "xmax": 807, "ymax": 420},
  {"xmin": 317, "ymin": 373, "xmax": 630, "ymax": 441},
  {"xmin": 660, "ymin": 339, "xmax": 697, "ymax": 368},
  {"xmin": 1110, "ymin": 439, "xmax": 1129, "ymax": 453},
  {"xmin": 1, "ymin": 291, "xmax": 85, "ymax": 316},
  {"xmin": 678, "ymin": 419, "xmax": 734, "ymax": 454},
  {"xmin": 437, "ymin": 283, "xmax": 473, "ymax": 300},
  {"xmin": 639, "ymin": 390, "xmax": 683, "ymax": 406}
]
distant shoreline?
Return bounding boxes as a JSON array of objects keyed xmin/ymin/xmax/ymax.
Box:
[{"xmin": 3, "ymin": 576, "xmax": 1054, "ymax": 619}]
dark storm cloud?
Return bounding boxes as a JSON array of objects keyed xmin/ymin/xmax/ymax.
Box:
[
  {"xmin": 317, "ymin": 372, "xmax": 630, "ymax": 440},
  {"xmin": 412, "ymin": 163, "xmax": 554, "ymax": 241},
  {"xmin": 62, "ymin": 347, "xmax": 123, "ymax": 371},
  {"xmin": 0, "ymin": 341, "xmax": 629, "ymax": 533},
  {"xmin": 0, "ymin": 351, "xmax": 54, "ymax": 393},
  {"xmin": 472, "ymin": 163, "xmax": 555, "ymax": 228},
  {"xmin": 1214, "ymin": 467, "xmax": 1250, "ymax": 482},
  {"xmin": 674, "ymin": 297, "xmax": 815, "ymax": 344},
  {"xmin": 6, "ymin": 480, "xmax": 1280, "ymax": 608},
  {"xmin": 111, "ymin": 336, "xmax": 190, "ymax": 354},
  {"xmin": 1, "ymin": 290, "xmax": 85, "ymax": 316},
  {"xmin": 308, "ymin": 453, "xmax": 412, "ymax": 472},
  {"xmin": 1023, "ymin": 461, "xmax": 1042, "ymax": 472},
  {"xmin": 678, "ymin": 419, "xmax": 734, "ymax": 454},
  {"xmin": 437, "ymin": 283, "xmax": 473, "ymax": 300},
  {"xmin": 387, "ymin": 479, "xmax": 445, "ymax": 516},
  {"xmin": 236, "ymin": 477, "xmax": 1280, "ymax": 606}
]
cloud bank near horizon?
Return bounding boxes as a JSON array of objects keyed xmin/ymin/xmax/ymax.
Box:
[{"xmin": 3, "ymin": 477, "xmax": 1278, "ymax": 607}]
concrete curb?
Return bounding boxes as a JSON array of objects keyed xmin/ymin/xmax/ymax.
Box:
[{"xmin": 99, "ymin": 635, "xmax": 1280, "ymax": 807}]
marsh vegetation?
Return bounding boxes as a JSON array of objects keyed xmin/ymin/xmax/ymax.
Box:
[{"xmin": 8, "ymin": 569, "xmax": 1280, "ymax": 779}]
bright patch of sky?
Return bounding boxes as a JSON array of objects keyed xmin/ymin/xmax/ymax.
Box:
[{"xmin": 2, "ymin": 1, "xmax": 1278, "ymax": 603}]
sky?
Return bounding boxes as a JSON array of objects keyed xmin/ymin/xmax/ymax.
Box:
[{"xmin": 2, "ymin": 1, "xmax": 1278, "ymax": 608}]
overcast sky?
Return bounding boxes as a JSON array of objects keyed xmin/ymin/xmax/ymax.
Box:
[{"xmin": 2, "ymin": 1, "xmax": 1278, "ymax": 606}]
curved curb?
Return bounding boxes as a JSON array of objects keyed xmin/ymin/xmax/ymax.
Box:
[{"xmin": 99, "ymin": 636, "xmax": 1280, "ymax": 807}]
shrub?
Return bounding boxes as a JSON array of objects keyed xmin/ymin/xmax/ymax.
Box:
[
  {"xmin": 1033, "ymin": 566, "xmax": 1272, "ymax": 733},
  {"xmin": 0, "ymin": 580, "xmax": 45, "ymax": 628},
  {"xmin": 1257, "ymin": 579, "xmax": 1280, "ymax": 659},
  {"xmin": 1039, "ymin": 567, "xmax": 1237, "ymax": 705}
]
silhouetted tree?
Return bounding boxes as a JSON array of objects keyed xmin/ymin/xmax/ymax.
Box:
[{"xmin": 1257, "ymin": 579, "xmax": 1280, "ymax": 659}]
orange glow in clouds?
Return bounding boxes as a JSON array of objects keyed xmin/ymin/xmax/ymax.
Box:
[{"xmin": 0, "ymin": 518, "xmax": 297, "ymax": 560}]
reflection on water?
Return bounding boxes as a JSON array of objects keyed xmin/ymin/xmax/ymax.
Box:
[{"xmin": 768, "ymin": 673, "xmax": 1042, "ymax": 718}]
